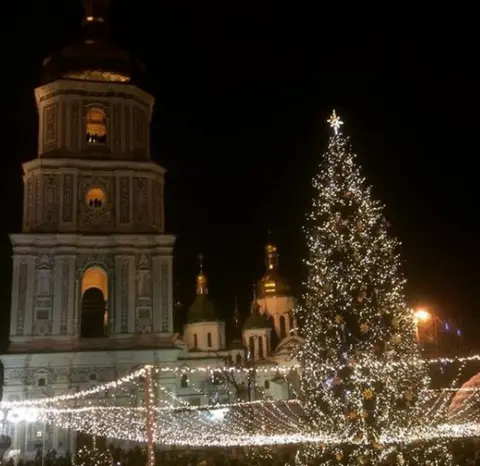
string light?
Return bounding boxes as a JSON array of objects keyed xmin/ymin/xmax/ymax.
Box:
[
  {"xmin": 73, "ymin": 446, "xmax": 112, "ymax": 466},
  {"xmin": 144, "ymin": 365, "xmax": 156, "ymax": 466},
  {"xmin": 293, "ymin": 111, "xmax": 459, "ymax": 464},
  {"xmin": 0, "ymin": 365, "xmax": 478, "ymax": 449},
  {"xmin": 3, "ymin": 356, "xmax": 478, "ymax": 411}
]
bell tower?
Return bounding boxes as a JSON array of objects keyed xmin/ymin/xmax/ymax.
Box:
[{"xmin": 8, "ymin": 0, "xmax": 174, "ymax": 350}]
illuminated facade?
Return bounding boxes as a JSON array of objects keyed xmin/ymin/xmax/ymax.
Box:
[
  {"xmin": 1, "ymin": 1, "xmax": 178, "ymax": 459},
  {"xmin": 0, "ymin": 1, "xmax": 299, "ymax": 460}
]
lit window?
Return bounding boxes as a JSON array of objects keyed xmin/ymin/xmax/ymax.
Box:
[
  {"xmin": 86, "ymin": 108, "xmax": 107, "ymax": 144},
  {"xmin": 86, "ymin": 187, "xmax": 106, "ymax": 209}
]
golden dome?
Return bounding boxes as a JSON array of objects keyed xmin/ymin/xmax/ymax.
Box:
[
  {"xmin": 256, "ymin": 241, "xmax": 291, "ymax": 298},
  {"xmin": 196, "ymin": 254, "xmax": 208, "ymax": 295}
]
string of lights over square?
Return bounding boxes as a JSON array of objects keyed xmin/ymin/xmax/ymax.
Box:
[
  {"xmin": 294, "ymin": 111, "xmax": 458, "ymax": 464},
  {"xmin": 0, "ymin": 113, "xmax": 479, "ymax": 462}
]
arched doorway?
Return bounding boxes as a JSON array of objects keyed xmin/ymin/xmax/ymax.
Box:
[{"xmin": 80, "ymin": 267, "xmax": 108, "ymax": 338}]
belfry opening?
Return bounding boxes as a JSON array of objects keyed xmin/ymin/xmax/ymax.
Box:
[{"xmin": 80, "ymin": 266, "xmax": 108, "ymax": 338}]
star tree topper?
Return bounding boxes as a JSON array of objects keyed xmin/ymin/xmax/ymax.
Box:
[{"xmin": 327, "ymin": 110, "xmax": 344, "ymax": 135}]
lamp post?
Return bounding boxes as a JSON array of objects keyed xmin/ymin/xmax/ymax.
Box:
[
  {"xmin": 246, "ymin": 340, "xmax": 257, "ymax": 402},
  {"xmin": 413, "ymin": 308, "xmax": 431, "ymax": 344}
]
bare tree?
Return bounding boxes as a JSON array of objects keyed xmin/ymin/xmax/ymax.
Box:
[{"xmin": 213, "ymin": 356, "xmax": 249, "ymax": 402}]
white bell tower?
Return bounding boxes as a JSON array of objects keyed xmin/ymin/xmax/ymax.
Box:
[{"xmin": 1, "ymin": 0, "xmax": 177, "ymax": 458}]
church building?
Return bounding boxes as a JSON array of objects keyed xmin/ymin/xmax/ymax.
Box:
[{"xmin": 0, "ymin": 0, "xmax": 301, "ymax": 460}]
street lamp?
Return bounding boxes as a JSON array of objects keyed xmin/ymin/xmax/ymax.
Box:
[
  {"xmin": 413, "ymin": 308, "xmax": 431, "ymax": 344},
  {"xmin": 414, "ymin": 309, "xmax": 431, "ymax": 323}
]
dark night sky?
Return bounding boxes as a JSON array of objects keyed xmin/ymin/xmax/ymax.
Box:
[{"xmin": 0, "ymin": 1, "xmax": 478, "ymax": 347}]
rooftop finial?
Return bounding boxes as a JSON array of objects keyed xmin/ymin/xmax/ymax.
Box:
[
  {"xmin": 196, "ymin": 254, "xmax": 208, "ymax": 295},
  {"xmin": 83, "ymin": 0, "xmax": 109, "ymax": 22},
  {"xmin": 233, "ymin": 297, "xmax": 241, "ymax": 329},
  {"xmin": 250, "ymin": 284, "xmax": 260, "ymax": 314},
  {"xmin": 265, "ymin": 236, "xmax": 278, "ymax": 271}
]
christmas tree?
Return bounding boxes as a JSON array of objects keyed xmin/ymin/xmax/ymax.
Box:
[{"xmin": 296, "ymin": 111, "xmax": 450, "ymax": 464}]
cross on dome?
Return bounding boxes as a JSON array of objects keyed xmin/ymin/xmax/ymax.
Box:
[{"xmin": 327, "ymin": 110, "xmax": 344, "ymax": 135}]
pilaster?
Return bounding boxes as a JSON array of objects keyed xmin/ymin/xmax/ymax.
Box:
[
  {"xmin": 114, "ymin": 257, "xmax": 123, "ymax": 335},
  {"xmin": 114, "ymin": 255, "xmax": 134, "ymax": 335},
  {"xmin": 52, "ymin": 256, "xmax": 62, "ymax": 334},
  {"xmin": 127, "ymin": 256, "xmax": 136, "ymax": 333},
  {"xmin": 166, "ymin": 256, "xmax": 173, "ymax": 333},
  {"xmin": 66, "ymin": 256, "xmax": 77, "ymax": 336},
  {"xmin": 9, "ymin": 257, "xmax": 21, "ymax": 337},
  {"xmin": 24, "ymin": 257, "xmax": 36, "ymax": 336},
  {"xmin": 152, "ymin": 256, "xmax": 162, "ymax": 333}
]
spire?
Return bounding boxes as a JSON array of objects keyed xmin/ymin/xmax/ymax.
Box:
[
  {"xmin": 83, "ymin": 0, "xmax": 109, "ymax": 24},
  {"xmin": 82, "ymin": 0, "xmax": 110, "ymax": 40},
  {"xmin": 195, "ymin": 254, "xmax": 208, "ymax": 295},
  {"xmin": 265, "ymin": 233, "xmax": 279, "ymax": 271},
  {"xmin": 233, "ymin": 297, "xmax": 241, "ymax": 330},
  {"xmin": 250, "ymin": 284, "xmax": 259, "ymax": 313}
]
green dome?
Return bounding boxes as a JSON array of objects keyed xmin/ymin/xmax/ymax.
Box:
[
  {"xmin": 187, "ymin": 294, "xmax": 216, "ymax": 323},
  {"xmin": 244, "ymin": 305, "xmax": 271, "ymax": 329}
]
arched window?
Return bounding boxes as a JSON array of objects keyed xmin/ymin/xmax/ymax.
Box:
[
  {"xmin": 86, "ymin": 187, "xmax": 106, "ymax": 209},
  {"xmin": 235, "ymin": 354, "xmax": 242, "ymax": 365},
  {"xmin": 207, "ymin": 332, "xmax": 212, "ymax": 347},
  {"xmin": 280, "ymin": 316, "xmax": 286, "ymax": 339},
  {"xmin": 80, "ymin": 266, "xmax": 108, "ymax": 338},
  {"xmin": 180, "ymin": 374, "xmax": 189, "ymax": 388},
  {"xmin": 258, "ymin": 336, "xmax": 264, "ymax": 359},
  {"xmin": 193, "ymin": 333, "xmax": 198, "ymax": 348},
  {"xmin": 86, "ymin": 108, "xmax": 107, "ymax": 144}
]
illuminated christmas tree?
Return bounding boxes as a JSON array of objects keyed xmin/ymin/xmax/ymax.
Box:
[{"xmin": 296, "ymin": 112, "xmax": 450, "ymax": 464}]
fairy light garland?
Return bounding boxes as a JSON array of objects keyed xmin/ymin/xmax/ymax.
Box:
[
  {"xmin": 293, "ymin": 111, "xmax": 464, "ymax": 465},
  {"xmin": 2, "ymin": 355, "xmax": 478, "ymax": 411},
  {"xmin": 73, "ymin": 446, "xmax": 112, "ymax": 466},
  {"xmin": 0, "ymin": 376, "xmax": 478, "ymax": 448},
  {"xmin": 144, "ymin": 365, "xmax": 156, "ymax": 466}
]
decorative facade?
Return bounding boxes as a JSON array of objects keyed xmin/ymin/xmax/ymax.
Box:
[
  {"xmin": 0, "ymin": 1, "xmax": 299, "ymax": 461},
  {"xmin": 1, "ymin": 1, "xmax": 177, "ymax": 459}
]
